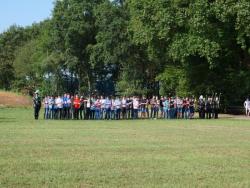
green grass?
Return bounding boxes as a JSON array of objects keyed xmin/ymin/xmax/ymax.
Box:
[{"xmin": 0, "ymin": 108, "xmax": 249, "ymax": 188}]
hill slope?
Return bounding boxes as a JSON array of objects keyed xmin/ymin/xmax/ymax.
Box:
[{"xmin": 0, "ymin": 91, "xmax": 32, "ymax": 107}]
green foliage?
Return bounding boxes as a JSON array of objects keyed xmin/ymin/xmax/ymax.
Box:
[{"xmin": 0, "ymin": 0, "xmax": 250, "ymax": 106}]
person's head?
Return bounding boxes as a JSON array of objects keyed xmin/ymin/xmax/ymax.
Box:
[
  {"xmin": 199, "ymin": 95, "xmax": 204, "ymax": 100},
  {"xmin": 34, "ymin": 90, "xmax": 39, "ymax": 96}
]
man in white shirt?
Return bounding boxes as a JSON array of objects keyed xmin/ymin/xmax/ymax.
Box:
[
  {"xmin": 114, "ymin": 97, "xmax": 121, "ymax": 120},
  {"xmin": 244, "ymin": 98, "xmax": 250, "ymax": 116},
  {"xmin": 121, "ymin": 96, "xmax": 127, "ymax": 119},
  {"xmin": 56, "ymin": 95, "xmax": 63, "ymax": 119},
  {"xmin": 133, "ymin": 96, "xmax": 139, "ymax": 119},
  {"xmin": 100, "ymin": 96, "xmax": 106, "ymax": 120}
]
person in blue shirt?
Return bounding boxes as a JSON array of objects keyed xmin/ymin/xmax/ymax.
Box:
[
  {"xmin": 62, "ymin": 93, "xmax": 68, "ymax": 119},
  {"xmin": 163, "ymin": 97, "xmax": 169, "ymax": 119},
  {"xmin": 105, "ymin": 96, "xmax": 111, "ymax": 120}
]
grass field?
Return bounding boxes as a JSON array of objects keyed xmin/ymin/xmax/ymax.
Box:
[{"xmin": 0, "ymin": 108, "xmax": 249, "ymax": 188}]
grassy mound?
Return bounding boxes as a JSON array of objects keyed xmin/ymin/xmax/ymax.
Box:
[{"xmin": 0, "ymin": 91, "xmax": 32, "ymax": 108}]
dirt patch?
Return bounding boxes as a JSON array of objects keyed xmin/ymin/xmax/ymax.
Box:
[{"xmin": 0, "ymin": 91, "xmax": 32, "ymax": 108}]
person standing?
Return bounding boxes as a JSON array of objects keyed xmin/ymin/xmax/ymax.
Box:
[
  {"xmin": 48, "ymin": 96, "xmax": 54, "ymax": 119},
  {"xmin": 244, "ymin": 98, "xmax": 250, "ymax": 116},
  {"xmin": 95, "ymin": 98, "xmax": 101, "ymax": 120},
  {"xmin": 133, "ymin": 96, "xmax": 139, "ymax": 119},
  {"xmin": 56, "ymin": 95, "xmax": 63, "ymax": 120},
  {"xmin": 62, "ymin": 93, "xmax": 68, "ymax": 119},
  {"xmin": 121, "ymin": 96, "xmax": 127, "ymax": 119},
  {"xmin": 79, "ymin": 96, "xmax": 85, "ymax": 120},
  {"xmin": 73, "ymin": 95, "xmax": 80, "ymax": 120},
  {"xmin": 176, "ymin": 97, "xmax": 183, "ymax": 119},
  {"xmin": 85, "ymin": 97, "xmax": 91, "ymax": 120},
  {"xmin": 66, "ymin": 94, "xmax": 71, "ymax": 120},
  {"xmin": 214, "ymin": 97, "xmax": 220, "ymax": 119},
  {"xmin": 198, "ymin": 95, "xmax": 205, "ymax": 119},
  {"xmin": 189, "ymin": 98, "xmax": 195, "ymax": 119},
  {"xmin": 127, "ymin": 97, "xmax": 133, "ymax": 119},
  {"xmin": 33, "ymin": 90, "xmax": 41, "ymax": 120},
  {"xmin": 150, "ymin": 96, "xmax": 156, "ymax": 119},
  {"xmin": 100, "ymin": 96, "xmax": 106, "ymax": 120},
  {"xmin": 43, "ymin": 96, "xmax": 49, "ymax": 119},
  {"xmin": 205, "ymin": 97, "xmax": 212, "ymax": 119},
  {"xmin": 90, "ymin": 96, "xmax": 96, "ymax": 120},
  {"xmin": 105, "ymin": 96, "xmax": 111, "ymax": 120},
  {"xmin": 140, "ymin": 96, "xmax": 147, "ymax": 119},
  {"xmin": 115, "ymin": 97, "xmax": 121, "ymax": 120}
]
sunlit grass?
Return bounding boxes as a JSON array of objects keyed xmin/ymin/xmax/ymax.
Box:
[{"xmin": 0, "ymin": 108, "xmax": 249, "ymax": 187}]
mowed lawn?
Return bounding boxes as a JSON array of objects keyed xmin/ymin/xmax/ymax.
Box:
[{"xmin": 0, "ymin": 108, "xmax": 249, "ymax": 188}]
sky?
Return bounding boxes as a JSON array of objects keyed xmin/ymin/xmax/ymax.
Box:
[{"xmin": 0, "ymin": 0, "xmax": 54, "ymax": 33}]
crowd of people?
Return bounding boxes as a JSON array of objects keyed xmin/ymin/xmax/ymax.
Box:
[{"xmin": 36, "ymin": 93, "xmax": 220, "ymax": 120}]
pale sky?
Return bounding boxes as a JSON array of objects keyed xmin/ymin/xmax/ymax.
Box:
[{"xmin": 0, "ymin": 0, "xmax": 54, "ymax": 33}]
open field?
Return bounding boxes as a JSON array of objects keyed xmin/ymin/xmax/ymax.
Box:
[{"xmin": 0, "ymin": 108, "xmax": 249, "ymax": 188}]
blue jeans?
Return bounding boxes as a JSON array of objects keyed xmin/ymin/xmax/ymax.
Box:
[
  {"xmin": 111, "ymin": 110, "xmax": 115, "ymax": 120},
  {"xmin": 95, "ymin": 109, "xmax": 101, "ymax": 120},
  {"xmin": 100, "ymin": 108, "xmax": 105, "ymax": 119},
  {"xmin": 116, "ymin": 109, "xmax": 121, "ymax": 120},
  {"xmin": 184, "ymin": 108, "xmax": 190, "ymax": 119},
  {"xmin": 164, "ymin": 109, "xmax": 169, "ymax": 119},
  {"xmin": 133, "ymin": 109, "xmax": 138, "ymax": 119},
  {"xmin": 44, "ymin": 108, "xmax": 49, "ymax": 119},
  {"xmin": 169, "ymin": 108, "xmax": 175, "ymax": 119}
]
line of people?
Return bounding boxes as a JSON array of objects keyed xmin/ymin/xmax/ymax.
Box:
[{"xmin": 42, "ymin": 94, "xmax": 220, "ymax": 120}]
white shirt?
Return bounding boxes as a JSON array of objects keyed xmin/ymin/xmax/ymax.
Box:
[
  {"xmin": 105, "ymin": 99, "xmax": 111, "ymax": 109},
  {"xmin": 122, "ymin": 99, "xmax": 127, "ymax": 108},
  {"xmin": 87, "ymin": 99, "xmax": 91, "ymax": 108},
  {"xmin": 56, "ymin": 97, "xmax": 63, "ymax": 109},
  {"xmin": 114, "ymin": 99, "xmax": 121, "ymax": 109},
  {"xmin": 101, "ymin": 99, "xmax": 106, "ymax": 109},
  {"xmin": 244, "ymin": 100, "xmax": 250, "ymax": 109},
  {"xmin": 133, "ymin": 99, "xmax": 139, "ymax": 109}
]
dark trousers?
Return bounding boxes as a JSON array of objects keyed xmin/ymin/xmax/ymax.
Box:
[
  {"xmin": 127, "ymin": 109, "xmax": 132, "ymax": 119},
  {"xmin": 121, "ymin": 107, "xmax": 126, "ymax": 119},
  {"xmin": 90, "ymin": 109, "xmax": 95, "ymax": 120},
  {"xmin": 74, "ymin": 108, "xmax": 79, "ymax": 119},
  {"xmin": 206, "ymin": 109, "xmax": 212, "ymax": 119},
  {"xmin": 214, "ymin": 109, "xmax": 219, "ymax": 119},
  {"xmin": 133, "ymin": 109, "xmax": 138, "ymax": 119},
  {"xmin": 85, "ymin": 108, "xmax": 91, "ymax": 120},
  {"xmin": 199, "ymin": 109, "xmax": 205, "ymax": 119},
  {"xmin": 105, "ymin": 108, "xmax": 111, "ymax": 120},
  {"xmin": 116, "ymin": 109, "xmax": 121, "ymax": 120},
  {"xmin": 63, "ymin": 107, "xmax": 70, "ymax": 119},
  {"xmin": 79, "ymin": 108, "xmax": 84, "ymax": 120},
  {"xmin": 34, "ymin": 106, "xmax": 41, "ymax": 120}
]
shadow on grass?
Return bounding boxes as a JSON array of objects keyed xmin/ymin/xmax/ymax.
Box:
[{"xmin": 0, "ymin": 117, "xmax": 17, "ymax": 123}]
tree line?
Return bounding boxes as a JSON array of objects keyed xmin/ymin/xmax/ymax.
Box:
[{"xmin": 0, "ymin": 0, "xmax": 249, "ymax": 108}]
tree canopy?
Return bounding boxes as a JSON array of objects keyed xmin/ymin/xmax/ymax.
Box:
[{"xmin": 0, "ymin": 0, "xmax": 249, "ymax": 107}]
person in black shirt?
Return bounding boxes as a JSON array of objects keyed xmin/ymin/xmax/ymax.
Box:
[{"xmin": 33, "ymin": 90, "xmax": 41, "ymax": 120}]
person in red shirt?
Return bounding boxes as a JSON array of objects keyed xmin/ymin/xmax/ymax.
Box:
[{"xmin": 73, "ymin": 95, "xmax": 80, "ymax": 120}]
